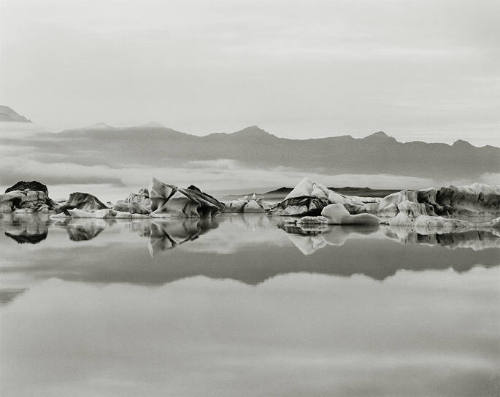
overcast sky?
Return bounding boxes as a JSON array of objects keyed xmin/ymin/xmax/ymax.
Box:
[{"xmin": 1, "ymin": 0, "xmax": 499, "ymax": 145}]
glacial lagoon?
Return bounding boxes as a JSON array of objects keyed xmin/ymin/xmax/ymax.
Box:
[{"xmin": 1, "ymin": 213, "xmax": 499, "ymax": 396}]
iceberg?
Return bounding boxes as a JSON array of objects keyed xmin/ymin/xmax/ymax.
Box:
[
  {"xmin": 150, "ymin": 178, "xmax": 224, "ymax": 218},
  {"xmin": 366, "ymin": 184, "xmax": 500, "ymax": 221},
  {"xmin": 52, "ymin": 179, "xmax": 224, "ymax": 219},
  {"xmin": 113, "ymin": 188, "xmax": 151, "ymax": 214},
  {"xmin": 67, "ymin": 208, "xmax": 116, "ymax": 218},
  {"xmin": 269, "ymin": 178, "xmax": 331, "ymax": 216},
  {"xmin": 321, "ymin": 204, "xmax": 380, "ymax": 225},
  {"xmin": 1, "ymin": 181, "xmax": 55, "ymax": 213},
  {"xmin": 271, "ymin": 179, "xmax": 500, "ymax": 231},
  {"xmin": 224, "ymin": 193, "xmax": 269, "ymax": 213},
  {"xmin": 57, "ymin": 192, "xmax": 109, "ymax": 213},
  {"xmin": 270, "ymin": 177, "xmax": 380, "ymax": 216}
]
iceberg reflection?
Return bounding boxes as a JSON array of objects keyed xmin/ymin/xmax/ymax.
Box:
[
  {"xmin": 279, "ymin": 219, "xmax": 500, "ymax": 254},
  {"xmin": 0, "ymin": 214, "xmax": 499, "ymax": 305},
  {"xmin": 385, "ymin": 227, "xmax": 500, "ymax": 251},
  {"xmin": 54, "ymin": 218, "xmax": 108, "ymax": 241},
  {"xmin": 1, "ymin": 213, "xmax": 500, "ymax": 254},
  {"xmin": 144, "ymin": 218, "xmax": 219, "ymax": 256},
  {"xmin": 2, "ymin": 213, "xmax": 49, "ymax": 244},
  {"xmin": 280, "ymin": 224, "xmax": 380, "ymax": 255}
]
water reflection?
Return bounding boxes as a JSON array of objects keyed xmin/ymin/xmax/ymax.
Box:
[
  {"xmin": 146, "ymin": 218, "xmax": 219, "ymax": 256},
  {"xmin": 1, "ymin": 270, "xmax": 499, "ymax": 397},
  {"xmin": 53, "ymin": 218, "xmax": 108, "ymax": 241},
  {"xmin": 386, "ymin": 227, "xmax": 500, "ymax": 251},
  {"xmin": 279, "ymin": 222, "xmax": 380, "ymax": 255},
  {"xmin": 1, "ymin": 214, "xmax": 499, "ymax": 396},
  {"xmin": 280, "ymin": 220, "xmax": 500, "ymax": 253},
  {"xmin": 0, "ymin": 214, "xmax": 498, "ymax": 296},
  {"xmin": 2, "ymin": 213, "xmax": 499, "ymax": 254},
  {"xmin": 3, "ymin": 213, "xmax": 49, "ymax": 244},
  {"xmin": 0, "ymin": 288, "xmax": 26, "ymax": 304}
]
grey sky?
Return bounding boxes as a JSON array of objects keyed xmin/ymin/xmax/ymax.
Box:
[{"xmin": 1, "ymin": 0, "xmax": 499, "ymax": 145}]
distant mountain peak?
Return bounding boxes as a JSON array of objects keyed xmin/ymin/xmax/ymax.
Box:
[
  {"xmin": 371, "ymin": 131, "xmax": 389, "ymax": 137},
  {"xmin": 232, "ymin": 125, "xmax": 274, "ymax": 137},
  {"xmin": 453, "ymin": 139, "xmax": 473, "ymax": 147},
  {"xmin": 0, "ymin": 105, "xmax": 31, "ymax": 122},
  {"xmin": 366, "ymin": 131, "xmax": 390, "ymax": 139},
  {"xmin": 86, "ymin": 122, "xmax": 114, "ymax": 130},
  {"xmin": 363, "ymin": 131, "xmax": 397, "ymax": 143}
]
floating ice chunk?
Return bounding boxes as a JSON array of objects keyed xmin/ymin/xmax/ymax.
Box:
[
  {"xmin": 284, "ymin": 177, "xmax": 315, "ymax": 200},
  {"xmin": 68, "ymin": 208, "xmax": 116, "ymax": 218},
  {"xmin": 242, "ymin": 199, "xmax": 265, "ymax": 213},
  {"xmin": 321, "ymin": 204, "xmax": 380, "ymax": 225},
  {"xmin": 150, "ymin": 178, "xmax": 224, "ymax": 217}
]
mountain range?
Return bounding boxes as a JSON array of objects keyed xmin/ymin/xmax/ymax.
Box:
[
  {"xmin": 1, "ymin": 107, "xmax": 499, "ymax": 181},
  {"xmin": 30, "ymin": 124, "xmax": 498, "ymax": 180}
]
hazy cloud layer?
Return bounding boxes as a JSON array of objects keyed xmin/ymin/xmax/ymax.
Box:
[
  {"xmin": 0, "ymin": 143, "xmax": 497, "ymax": 202},
  {"xmin": 1, "ymin": 0, "xmax": 499, "ymax": 145}
]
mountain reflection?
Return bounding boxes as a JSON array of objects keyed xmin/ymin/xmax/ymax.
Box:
[{"xmin": 0, "ymin": 214, "xmax": 499, "ymax": 303}]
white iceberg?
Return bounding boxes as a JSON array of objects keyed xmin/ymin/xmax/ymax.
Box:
[
  {"xmin": 150, "ymin": 178, "xmax": 224, "ymax": 218},
  {"xmin": 68, "ymin": 208, "xmax": 117, "ymax": 218},
  {"xmin": 321, "ymin": 204, "xmax": 380, "ymax": 225},
  {"xmin": 271, "ymin": 177, "xmax": 381, "ymax": 216},
  {"xmin": 223, "ymin": 193, "xmax": 269, "ymax": 213}
]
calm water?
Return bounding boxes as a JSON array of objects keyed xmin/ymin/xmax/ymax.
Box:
[{"xmin": 1, "ymin": 213, "xmax": 499, "ymax": 396}]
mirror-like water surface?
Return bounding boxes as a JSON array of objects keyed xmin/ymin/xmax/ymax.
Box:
[{"xmin": 1, "ymin": 214, "xmax": 499, "ymax": 396}]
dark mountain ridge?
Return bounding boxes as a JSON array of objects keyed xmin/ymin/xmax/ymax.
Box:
[{"xmin": 10, "ymin": 122, "xmax": 500, "ymax": 180}]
